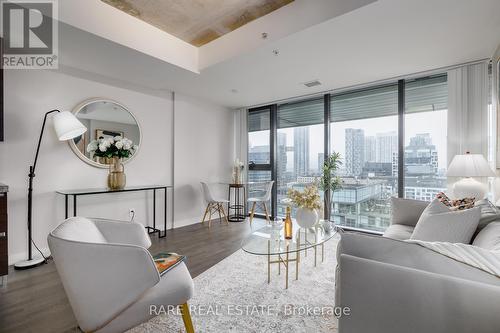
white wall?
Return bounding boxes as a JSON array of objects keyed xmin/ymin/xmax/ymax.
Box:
[
  {"xmin": 173, "ymin": 93, "xmax": 234, "ymax": 227},
  {"xmin": 0, "ymin": 70, "xmax": 233, "ymax": 264}
]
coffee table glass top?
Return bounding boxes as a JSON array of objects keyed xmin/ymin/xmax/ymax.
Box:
[{"xmin": 242, "ymin": 220, "xmax": 337, "ymax": 256}]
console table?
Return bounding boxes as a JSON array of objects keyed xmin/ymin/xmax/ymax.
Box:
[{"xmin": 56, "ymin": 185, "xmax": 172, "ymax": 238}]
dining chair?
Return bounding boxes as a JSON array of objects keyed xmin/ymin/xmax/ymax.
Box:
[
  {"xmin": 248, "ymin": 181, "xmax": 274, "ymax": 225},
  {"xmin": 200, "ymin": 182, "xmax": 229, "ymax": 227}
]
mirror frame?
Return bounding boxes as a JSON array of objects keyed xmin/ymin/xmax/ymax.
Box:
[{"xmin": 68, "ymin": 98, "xmax": 142, "ymax": 168}]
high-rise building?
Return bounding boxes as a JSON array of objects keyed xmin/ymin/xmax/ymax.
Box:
[
  {"xmin": 318, "ymin": 153, "xmax": 324, "ymax": 173},
  {"xmin": 364, "ymin": 136, "xmax": 376, "ymax": 163},
  {"xmin": 345, "ymin": 128, "xmax": 364, "ymax": 176},
  {"xmin": 248, "ymin": 145, "xmax": 269, "ymax": 164},
  {"xmin": 277, "ymin": 132, "xmax": 287, "ymax": 177},
  {"xmin": 376, "ymin": 131, "xmax": 397, "ymax": 163},
  {"xmin": 293, "ymin": 127, "xmax": 309, "ymax": 177},
  {"xmin": 404, "ymin": 133, "xmax": 438, "ymax": 175}
]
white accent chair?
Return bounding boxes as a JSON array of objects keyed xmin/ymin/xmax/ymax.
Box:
[
  {"xmin": 47, "ymin": 217, "xmax": 194, "ymax": 333},
  {"xmin": 200, "ymin": 182, "xmax": 229, "ymax": 227},
  {"xmin": 248, "ymin": 181, "xmax": 274, "ymax": 225}
]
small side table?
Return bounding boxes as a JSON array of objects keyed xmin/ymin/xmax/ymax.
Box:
[{"xmin": 227, "ymin": 183, "xmax": 246, "ymax": 222}]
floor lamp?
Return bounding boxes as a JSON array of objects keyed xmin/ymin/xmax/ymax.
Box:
[{"xmin": 14, "ymin": 110, "xmax": 87, "ymax": 270}]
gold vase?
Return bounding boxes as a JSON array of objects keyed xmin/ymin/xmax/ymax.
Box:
[{"xmin": 108, "ymin": 157, "xmax": 126, "ymax": 190}]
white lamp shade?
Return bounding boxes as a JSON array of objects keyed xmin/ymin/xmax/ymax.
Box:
[
  {"xmin": 446, "ymin": 153, "xmax": 495, "ymax": 177},
  {"xmin": 53, "ymin": 111, "xmax": 87, "ymax": 141}
]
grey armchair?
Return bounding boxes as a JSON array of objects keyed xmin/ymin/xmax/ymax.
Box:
[{"xmin": 48, "ymin": 217, "xmax": 194, "ymax": 333}]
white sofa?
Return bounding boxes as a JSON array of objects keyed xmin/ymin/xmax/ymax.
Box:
[
  {"xmin": 336, "ymin": 198, "xmax": 500, "ymax": 333},
  {"xmin": 48, "ymin": 217, "xmax": 194, "ymax": 333}
]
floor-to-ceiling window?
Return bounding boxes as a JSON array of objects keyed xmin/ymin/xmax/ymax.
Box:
[
  {"xmin": 276, "ymin": 98, "xmax": 324, "ymax": 217},
  {"xmin": 248, "ymin": 106, "xmax": 273, "ymax": 215},
  {"xmin": 403, "ymin": 75, "xmax": 448, "ymax": 201},
  {"xmin": 330, "ymin": 84, "xmax": 398, "ymax": 232},
  {"xmin": 247, "ymin": 73, "xmax": 448, "ymax": 233}
]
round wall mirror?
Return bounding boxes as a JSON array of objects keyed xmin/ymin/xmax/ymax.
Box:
[{"xmin": 69, "ymin": 98, "xmax": 141, "ymax": 168}]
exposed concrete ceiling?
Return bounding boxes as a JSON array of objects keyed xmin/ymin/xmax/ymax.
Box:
[
  {"xmin": 101, "ymin": 0, "xmax": 294, "ymax": 46},
  {"xmin": 56, "ymin": 0, "xmax": 500, "ymax": 109}
]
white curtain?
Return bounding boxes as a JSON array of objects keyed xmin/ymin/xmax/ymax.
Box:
[
  {"xmin": 447, "ymin": 61, "xmax": 490, "ymax": 195},
  {"xmin": 447, "ymin": 61, "xmax": 490, "ymax": 161},
  {"xmin": 233, "ymin": 108, "xmax": 248, "ymax": 182}
]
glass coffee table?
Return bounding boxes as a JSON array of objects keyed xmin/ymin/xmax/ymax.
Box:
[{"xmin": 241, "ymin": 220, "xmax": 337, "ymax": 289}]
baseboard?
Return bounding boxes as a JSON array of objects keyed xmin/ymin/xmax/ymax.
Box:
[{"xmin": 173, "ymin": 216, "xmax": 202, "ymax": 229}]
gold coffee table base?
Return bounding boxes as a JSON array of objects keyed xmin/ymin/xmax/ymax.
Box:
[{"xmin": 267, "ymin": 229, "xmax": 326, "ymax": 289}]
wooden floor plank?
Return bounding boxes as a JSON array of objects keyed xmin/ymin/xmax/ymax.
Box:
[{"xmin": 0, "ymin": 218, "xmax": 262, "ymax": 333}]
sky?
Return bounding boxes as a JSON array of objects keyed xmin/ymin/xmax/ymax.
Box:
[{"xmin": 248, "ymin": 110, "xmax": 448, "ymax": 171}]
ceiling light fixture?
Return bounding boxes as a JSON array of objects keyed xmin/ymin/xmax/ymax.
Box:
[
  {"xmin": 261, "ymin": 32, "xmax": 268, "ymax": 39},
  {"xmin": 272, "ymin": 49, "xmax": 279, "ymax": 56},
  {"xmin": 303, "ymin": 80, "xmax": 322, "ymax": 88}
]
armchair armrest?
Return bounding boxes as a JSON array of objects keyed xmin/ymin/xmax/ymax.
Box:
[
  {"xmin": 47, "ymin": 235, "xmax": 160, "ymax": 332},
  {"xmin": 91, "ymin": 218, "xmax": 152, "ymax": 249},
  {"xmin": 338, "ymin": 254, "xmax": 500, "ymax": 333}
]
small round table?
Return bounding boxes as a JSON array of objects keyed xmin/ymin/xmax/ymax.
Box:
[{"xmin": 227, "ymin": 183, "xmax": 246, "ymax": 222}]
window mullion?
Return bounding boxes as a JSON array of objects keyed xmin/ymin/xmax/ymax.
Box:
[{"xmin": 398, "ymin": 79, "xmax": 405, "ymax": 198}]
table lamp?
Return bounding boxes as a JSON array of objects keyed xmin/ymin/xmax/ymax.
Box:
[
  {"xmin": 14, "ymin": 110, "xmax": 87, "ymax": 270},
  {"xmin": 446, "ymin": 152, "xmax": 495, "ymax": 200}
]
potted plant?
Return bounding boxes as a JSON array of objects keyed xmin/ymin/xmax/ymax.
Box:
[
  {"xmin": 287, "ymin": 184, "xmax": 322, "ymax": 228},
  {"xmin": 318, "ymin": 152, "xmax": 343, "ymax": 220},
  {"xmin": 87, "ymin": 136, "xmax": 138, "ymax": 189}
]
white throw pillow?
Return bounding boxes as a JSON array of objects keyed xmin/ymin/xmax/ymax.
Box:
[{"xmin": 410, "ymin": 198, "xmax": 481, "ymax": 243}]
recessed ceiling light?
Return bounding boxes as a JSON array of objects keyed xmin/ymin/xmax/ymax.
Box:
[
  {"xmin": 303, "ymin": 80, "xmax": 322, "ymax": 88},
  {"xmin": 261, "ymin": 32, "xmax": 268, "ymax": 39},
  {"xmin": 272, "ymin": 49, "xmax": 279, "ymax": 56}
]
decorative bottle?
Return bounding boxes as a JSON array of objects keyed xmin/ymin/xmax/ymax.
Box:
[{"xmin": 284, "ymin": 206, "xmax": 293, "ymax": 239}]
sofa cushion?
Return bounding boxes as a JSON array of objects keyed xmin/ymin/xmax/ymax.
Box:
[
  {"xmin": 411, "ymin": 199, "xmax": 481, "ymax": 243},
  {"xmin": 391, "ymin": 197, "xmax": 429, "ymax": 227},
  {"xmin": 51, "ymin": 217, "xmax": 107, "ymax": 244},
  {"xmin": 475, "ymin": 199, "xmax": 500, "ymax": 231},
  {"xmin": 472, "ymin": 222, "xmax": 500, "ymax": 251},
  {"xmin": 383, "ymin": 224, "xmax": 414, "ymax": 240}
]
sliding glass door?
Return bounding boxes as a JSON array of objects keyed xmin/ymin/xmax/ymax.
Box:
[{"xmin": 330, "ymin": 84, "xmax": 398, "ymax": 232}]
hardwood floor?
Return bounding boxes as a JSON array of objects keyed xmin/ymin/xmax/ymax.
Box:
[{"xmin": 0, "ymin": 218, "xmax": 266, "ymax": 333}]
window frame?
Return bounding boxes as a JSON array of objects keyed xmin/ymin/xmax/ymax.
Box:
[{"xmin": 247, "ymin": 74, "xmax": 447, "ymax": 231}]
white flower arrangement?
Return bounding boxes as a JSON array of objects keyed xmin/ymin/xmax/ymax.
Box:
[
  {"xmin": 234, "ymin": 158, "xmax": 244, "ymax": 170},
  {"xmin": 87, "ymin": 135, "xmax": 138, "ymax": 159}
]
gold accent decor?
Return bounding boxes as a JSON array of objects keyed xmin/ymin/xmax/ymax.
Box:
[
  {"xmin": 180, "ymin": 303, "xmax": 195, "ymax": 333},
  {"xmin": 107, "ymin": 157, "xmax": 126, "ymax": 190}
]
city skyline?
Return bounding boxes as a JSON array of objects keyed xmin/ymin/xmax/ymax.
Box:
[
  {"xmin": 248, "ymin": 115, "xmax": 448, "ymax": 230},
  {"xmin": 249, "ymin": 109, "xmax": 448, "ymax": 171}
]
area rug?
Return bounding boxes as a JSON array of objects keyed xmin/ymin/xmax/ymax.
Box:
[{"xmin": 128, "ymin": 235, "xmax": 340, "ymax": 333}]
